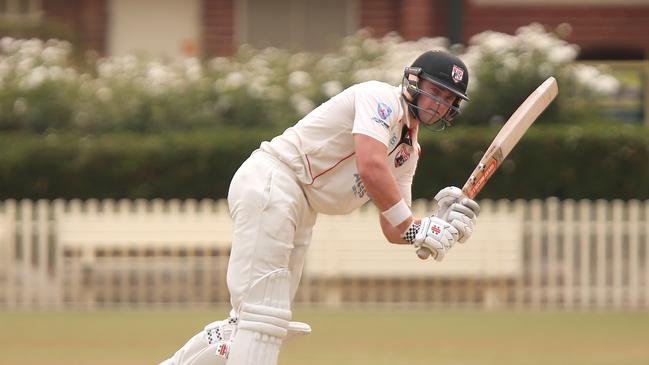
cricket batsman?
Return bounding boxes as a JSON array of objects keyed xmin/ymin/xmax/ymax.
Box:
[{"xmin": 160, "ymin": 50, "xmax": 480, "ymax": 365}]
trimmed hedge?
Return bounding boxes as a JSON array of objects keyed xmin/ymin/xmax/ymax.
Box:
[
  {"xmin": 1, "ymin": 125, "xmax": 648, "ymax": 200},
  {"xmin": 415, "ymin": 124, "xmax": 649, "ymax": 200},
  {"xmin": 0, "ymin": 130, "xmax": 270, "ymax": 200}
]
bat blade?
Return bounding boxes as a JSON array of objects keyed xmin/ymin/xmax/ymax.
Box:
[
  {"xmin": 462, "ymin": 76, "xmax": 558, "ymax": 199},
  {"xmin": 417, "ymin": 77, "xmax": 558, "ymax": 260}
]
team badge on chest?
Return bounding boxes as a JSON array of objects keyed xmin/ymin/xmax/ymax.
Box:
[{"xmin": 394, "ymin": 144, "xmax": 412, "ymax": 167}]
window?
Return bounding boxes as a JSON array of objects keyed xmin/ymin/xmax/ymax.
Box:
[
  {"xmin": 0, "ymin": 0, "xmax": 42, "ymax": 19},
  {"xmin": 108, "ymin": 0, "xmax": 200, "ymax": 57},
  {"xmin": 237, "ymin": 0, "xmax": 358, "ymax": 52}
]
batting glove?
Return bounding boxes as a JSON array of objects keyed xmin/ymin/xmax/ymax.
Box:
[
  {"xmin": 434, "ymin": 186, "xmax": 480, "ymax": 243},
  {"xmin": 402, "ymin": 216, "xmax": 458, "ymax": 261}
]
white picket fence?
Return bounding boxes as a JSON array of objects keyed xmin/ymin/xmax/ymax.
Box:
[{"xmin": 0, "ymin": 198, "xmax": 648, "ymax": 310}]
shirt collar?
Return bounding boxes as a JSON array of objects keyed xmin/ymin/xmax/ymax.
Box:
[{"xmin": 400, "ymin": 97, "xmax": 413, "ymax": 129}]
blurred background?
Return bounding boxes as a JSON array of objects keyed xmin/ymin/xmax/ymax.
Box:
[{"xmin": 1, "ymin": 1, "xmax": 649, "ymax": 364}]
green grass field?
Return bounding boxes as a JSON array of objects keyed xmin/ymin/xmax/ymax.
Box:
[{"xmin": 1, "ymin": 308, "xmax": 648, "ymax": 365}]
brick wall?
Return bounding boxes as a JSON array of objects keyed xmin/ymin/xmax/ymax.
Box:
[
  {"xmin": 360, "ymin": 0, "xmax": 448, "ymax": 40},
  {"xmin": 400, "ymin": 0, "xmax": 434, "ymax": 39},
  {"xmin": 42, "ymin": 0, "xmax": 80, "ymax": 29},
  {"xmin": 360, "ymin": 0, "xmax": 400, "ymax": 37},
  {"xmin": 43, "ymin": 0, "xmax": 107, "ymax": 54},
  {"xmin": 430, "ymin": 0, "xmax": 449, "ymax": 40},
  {"xmin": 202, "ymin": 0, "xmax": 235, "ymax": 57},
  {"xmin": 359, "ymin": 0, "xmax": 649, "ymax": 58},
  {"xmin": 40, "ymin": 0, "xmax": 649, "ymax": 58},
  {"xmin": 461, "ymin": 1, "xmax": 649, "ymax": 58},
  {"xmin": 79, "ymin": 0, "xmax": 107, "ymax": 54}
]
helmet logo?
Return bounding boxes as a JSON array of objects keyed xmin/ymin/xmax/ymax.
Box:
[{"xmin": 451, "ymin": 65, "xmax": 464, "ymax": 84}]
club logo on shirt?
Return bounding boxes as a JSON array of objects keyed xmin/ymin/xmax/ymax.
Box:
[
  {"xmin": 451, "ymin": 65, "xmax": 464, "ymax": 84},
  {"xmin": 377, "ymin": 102, "xmax": 392, "ymax": 120},
  {"xmin": 394, "ymin": 145, "xmax": 411, "ymax": 168},
  {"xmin": 351, "ymin": 173, "xmax": 366, "ymax": 198}
]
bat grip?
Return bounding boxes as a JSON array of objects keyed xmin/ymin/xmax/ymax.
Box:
[{"xmin": 416, "ymin": 247, "xmax": 433, "ymax": 260}]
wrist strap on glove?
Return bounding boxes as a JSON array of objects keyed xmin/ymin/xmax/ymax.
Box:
[{"xmin": 400, "ymin": 221, "xmax": 420, "ymax": 245}]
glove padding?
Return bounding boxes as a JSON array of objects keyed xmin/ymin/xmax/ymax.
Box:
[
  {"xmin": 413, "ymin": 216, "xmax": 458, "ymax": 261},
  {"xmin": 434, "ymin": 186, "xmax": 480, "ymax": 243}
]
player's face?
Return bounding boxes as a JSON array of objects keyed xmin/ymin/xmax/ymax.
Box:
[{"xmin": 415, "ymin": 80, "xmax": 456, "ymax": 126}]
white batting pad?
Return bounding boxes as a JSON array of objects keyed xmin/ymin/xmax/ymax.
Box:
[{"xmin": 228, "ymin": 268, "xmax": 292, "ymax": 365}]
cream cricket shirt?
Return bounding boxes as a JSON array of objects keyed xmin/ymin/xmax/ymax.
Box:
[{"xmin": 260, "ymin": 81, "xmax": 420, "ymax": 215}]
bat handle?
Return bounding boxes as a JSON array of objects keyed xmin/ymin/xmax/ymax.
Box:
[{"xmin": 416, "ymin": 247, "xmax": 433, "ymax": 260}]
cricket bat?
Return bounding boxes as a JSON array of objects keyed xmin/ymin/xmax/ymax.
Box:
[{"xmin": 418, "ymin": 76, "xmax": 559, "ymax": 260}]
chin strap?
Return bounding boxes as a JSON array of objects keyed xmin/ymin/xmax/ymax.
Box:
[{"xmin": 407, "ymin": 103, "xmax": 420, "ymax": 122}]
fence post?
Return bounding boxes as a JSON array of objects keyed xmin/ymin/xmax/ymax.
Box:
[
  {"xmin": 529, "ymin": 199, "xmax": 543, "ymax": 309},
  {"xmin": 19, "ymin": 200, "xmax": 34, "ymax": 308},
  {"xmin": 595, "ymin": 200, "xmax": 608, "ymax": 309},
  {"xmin": 35, "ymin": 200, "xmax": 50, "ymax": 308},
  {"xmin": 627, "ymin": 200, "xmax": 640, "ymax": 309},
  {"xmin": 611, "ymin": 200, "xmax": 624, "ymax": 309},
  {"xmin": 562, "ymin": 200, "xmax": 575, "ymax": 309},
  {"xmin": 644, "ymin": 200, "xmax": 649, "ymax": 307},
  {"xmin": 53, "ymin": 199, "xmax": 66, "ymax": 308},
  {"xmin": 546, "ymin": 198, "xmax": 559, "ymax": 309},
  {"xmin": 0, "ymin": 202, "xmax": 3, "ymax": 307},
  {"xmin": 578, "ymin": 199, "xmax": 592, "ymax": 309},
  {"xmin": 513, "ymin": 199, "xmax": 526, "ymax": 309},
  {"xmin": 2, "ymin": 201, "xmax": 17, "ymax": 309}
]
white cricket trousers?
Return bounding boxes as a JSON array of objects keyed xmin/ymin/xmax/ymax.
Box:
[{"xmin": 226, "ymin": 150, "xmax": 317, "ymax": 314}]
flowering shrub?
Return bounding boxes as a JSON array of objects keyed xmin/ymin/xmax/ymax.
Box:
[
  {"xmin": 0, "ymin": 24, "xmax": 618, "ymax": 133},
  {"xmin": 457, "ymin": 23, "xmax": 620, "ymax": 126},
  {"xmin": 0, "ymin": 38, "xmax": 80, "ymax": 131}
]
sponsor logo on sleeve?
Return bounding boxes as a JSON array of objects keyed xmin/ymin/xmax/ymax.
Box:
[
  {"xmin": 371, "ymin": 102, "xmax": 392, "ymax": 129},
  {"xmin": 371, "ymin": 117, "xmax": 389, "ymax": 129},
  {"xmin": 377, "ymin": 102, "xmax": 392, "ymax": 120}
]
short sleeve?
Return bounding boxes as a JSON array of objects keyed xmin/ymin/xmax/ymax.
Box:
[{"xmin": 351, "ymin": 82, "xmax": 401, "ymax": 147}]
